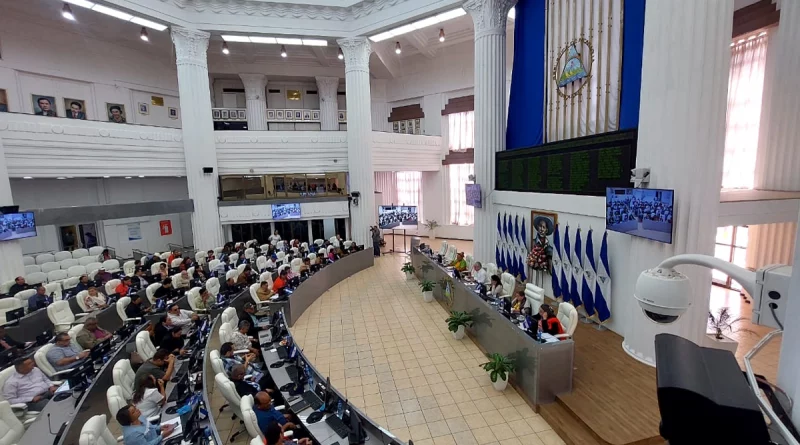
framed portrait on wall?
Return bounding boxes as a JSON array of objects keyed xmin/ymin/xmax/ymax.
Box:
[
  {"xmin": 237, "ymin": 110, "xmax": 246, "ymax": 119},
  {"xmin": 213, "ymin": 109, "xmax": 221, "ymax": 120},
  {"xmin": 0, "ymin": 89, "xmax": 9, "ymax": 112},
  {"xmin": 267, "ymin": 109, "xmax": 276, "ymax": 120},
  {"xmin": 399, "ymin": 121, "xmax": 406, "ymax": 133},
  {"xmin": 530, "ymin": 210, "xmax": 558, "ymax": 273},
  {"xmin": 138, "ymin": 102, "xmax": 150, "ymax": 115},
  {"xmin": 64, "ymin": 98, "xmax": 87, "ymax": 119},
  {"xmin": 221, "ymin": 109, "xmax": 229, "ymax": 119},
  {"xmin": 285, "ymin": 110, "xmax": 294, "ymax": 121},
  {"xmin": 311, "ymin": 110, "xmax": 320, "ymax": 120},
  {"xmin": 294, "ymin": 110, "xmax": 302, "ymax": 120},
  {"xmin": 338, "ymin": 111, "xmax": 346, "ymax": 122},
  {"xmin": 392, "ymin": 122, "xmax": 399, "ymax": 133},
  {"xmin": 106, "ymin": 103, "xmax": 127, "ymax": 123},
  {"xmin": 276, "ymin": 110, "xmax": 285, "ymax": 120},
  {"xmin": 32, "ymin": 94, "xmax": 57, "ymax": 117},
  {"xmin": 168, "ymin": 107, "xmax": 179, "ymax": 119},
  {"xmin": 302, "ymin": 110, "xmax": 311, "ymax": 121}
]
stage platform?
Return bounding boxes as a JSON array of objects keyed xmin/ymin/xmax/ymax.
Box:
[{"xmin": 539, "ymin": 320, "xmax": 666, "ymax": 445}]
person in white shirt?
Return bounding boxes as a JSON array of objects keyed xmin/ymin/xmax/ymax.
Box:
[
  {"xmin": 2, "ymin": 357, "xmax": 57, "ymax": 411},
  {"xmin": 167, "ymin": 304, "xmax": 198, "ymax": 332},
  {"xmin": 84, "ymin": 286, "xmax": 107, "ymax": 311},
  {"xmin": 471, "ymin": 262, "xmax": 487, "ymax": 284},
  {"xmin": 132, "ymin": 374, "xmax": 165, "ymax": 418},
  {"xmin": 231, "ymin": 320, "xmax": 259, "ymax": 355},
  {"xmin": 264, "ymin": 256, "xmax": 277, "ymax": 270},
  {"xmin": 489, "ymin": 275, "xmax": 503, "ymax": 297},
  {"xmin": 268, "ymin": 231, "xmax": 281, "ymax": 244}
]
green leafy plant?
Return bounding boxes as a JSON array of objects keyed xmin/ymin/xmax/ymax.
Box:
[
  {"xmin": 419, "ymin": 280, "xmax": 436, "ymax": 292},
  {"xmin": 445, "ymin": 311, "xmax": 473, "ymax": 333},
  {"xmin": 481, "ymin": 353, "xmax": 516, "ymax": 383},
  {"xmin": 423, "ymin": 220, "xmax": 440, "ymax": 231},
  {"xmin": 708, "ymin": 307, "xmax": 757, "ymax": 340},
  {"xmin": 401, "ymin": 262, "xmax": 416, "ymax": 274}
]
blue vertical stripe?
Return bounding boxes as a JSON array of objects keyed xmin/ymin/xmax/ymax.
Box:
[
  {"xmin": 506, "ymin": 0, "xmax": 547, "ymax": 149},
  {"xmin": 619, "ymin": 0, "xmax": 646, "ymax": 130}
]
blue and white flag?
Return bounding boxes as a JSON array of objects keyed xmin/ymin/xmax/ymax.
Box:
[
  {"xmin": 506, "ymin": 247, "xmax": 513, "ymax": 276},
  {"xmin": 503, "ymin": 213, "xmax": 509, "ymax": 243},
  {"xmin": 562, "ymin": 226, "xmax": 572, "ymax": 298},
  {"xmin": 514, "ymin": 215, "xmax": 520, "ymax": 246},
  {"xmin": 595, "ymin": 231, "xmax": 612, "ymax": 322},
  {"xmin": 570, "ymin": 228, "xmax": 583, "ymax": 308},
  {"xmin": 519, "ymin": 248, "xmax": 527, "ymax": 281},
  {"xmin": 582, "ymin": 229, "xmax": 597, "ymax": 316},
  {"xmin": 498, "ymin": 244, "xmax": 506, "ymax": 271},
  {"xmin": 495, "ymin": 244, "xmax": 501, "ymax": 268},
  {"xmin": 521, "ymin": 216, "xmax": 527, "ymax": 249},
  {"xmin": 551, "ymin": 225, "xmax": 563, "ymax": 300},
  {"xmin": 497, "ymin": 213, "xmax": 502, "ymax": 239}
]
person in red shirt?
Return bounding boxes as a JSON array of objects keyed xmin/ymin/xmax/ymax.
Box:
[
  {"xmin": 537, "ymin": 304, "xmax": 565, "ymax": 336},
  {"xmin": 167, "ymin": 250, "xmax": 181, "ymax": 267},
  {"xmin": 272, "ymin": 269, "xmax": 288, "ymax": 293},
  {"xmin": 115, "ymin": 276, "xmax": 132, "ymax": 296}
]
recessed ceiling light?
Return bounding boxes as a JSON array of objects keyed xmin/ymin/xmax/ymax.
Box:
[
  {"xmin": 302, "ymin": 39, "xmax": 328, "ymax": 47},
  {"xmin": 62, "ymin": 3, "xmax": 75, "ymax": 21},
  {"xmin": 63, "ymin": 0, "xmax": 94, "ymax": 8},
  {"xmin": 125, "ymin": 176, "xmax": 132, "ymax": 179},
  {"xmin": 23, "ymin": 176, "xmax": 33, "ymax": 179},
  {"xmin": 276, "ymin": 38, "xmax": 303, "ymax": 45},
  {"xmin": 140, "ymin": 27, "xmax": 149, "ymax": 41},
  {"xmin": 103, "ymin": 175, "xmax": 110, "ymax": 178},
  {"xmin": 249, "ymin": 36, "xmax": 277, "ymax": 44},
  {"xmin": 222, "ymin": 42, "xmax": 230, "ymax": 55},
  {"xmin": 439, "ymin": 28, "xmax": 445, "ymax": 42},
  {"xmin": 221, "ymin": 35, "xmax": 250, "ymax": 42},
  {"xmin": 395, "ymin": 42, "xmax": 402, "ymax": 54},
  {"xmin": 280, "ymin": 45, "xmax": 287, "ymax": 58},
  {"xmin": 130, "ymin": 17, "xmax": 167, "ymax": 31},
  {"xmin": 57, "ymin": 177, "xmax": 66, "ymax": 180},
  {"xmin": 91, "ymin": 4, "xmax": 133, "ymax": 21},
  {"xmin": 138, "ymin": 175, "xmax": 145, "ymax": 178},
  {"xmin": 337, "ymin": 48, "xmax": 344, "ymax": 60}
]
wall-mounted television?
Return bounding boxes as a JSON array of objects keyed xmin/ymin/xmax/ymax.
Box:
[
  {"xmin": 0, "ymin": 212, "xmax": 37, "ymax": 241},
  {"xmin": 606, "ymin": 187, "xmax": 674, "ymax": 244},
  {"xmin": 465, "ymin": 184, "xmax": 482, "ymax": 208},
  {"xmin": 272, "ymin": 203, "xmax": 301, "ymax": 220},
  {"xmin": 378, "ymin": 205, "xmax": 418, "ymax": 230}
]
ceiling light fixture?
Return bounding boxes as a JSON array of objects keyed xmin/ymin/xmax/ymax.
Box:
[
  {"xmin": 23, "ymin": 176, "xmax": 33, "ymax": 180},
  {"xmin": 369, "ymin": 7, "xmax": 467, "ymax": 42},
  {"xmin": 222, "ymin": 42, "xmax": 230, "ymax": 55},
  {"xmin": 130, "ymin": 17, "xmax": 168, "ymax": 31},
  {"xmin": 140, "ymin": 27, "xmax": 149, "ymax": 41},
  {"xmin": 125, "ymin": 176, "xmax": 132, "ymax": 179},
  {"xmin": 61, "ymin": 1, "xmax": 167, "ymax": 31},
  {"xmin": 57, "ymin": 177, "xmax": 67, "ymax": 180},
  {"xmin": 63, "ymin": 0, "xmax": 95, "ymax": 8},
  {"xmin": 91, "ymin": 4, "xmax": 132, "ymax": 20},
  {"xmin": 249, "ymin": 36, "xmax": 277, "ymax": 44},
  {"xmin": 138, "ymin": 175, "xmax": 145, "ymax": 178},
  {"xmin": 276, "ymin": 38, "xmax": 303, "ymax": 45},
  {"xmin": 337, "ymin": 48, "xmax": 344, "ymax": 60},
  {"xmin": 439, "ymin": 28, "xmax": 445, "ymax": 42},
  {"xmin": 302, "ymin": 39, "xmax": 328, "ymax": 46},
  {"xmin": 221, "ymin": 35, "xmax": 250, "ymax": 42},
  {"xmin": 280, "ymin": 45, "xmax": 287, "ymax": 58},
  {"xmin": 62, "ymin": 3, "xmax": 75, "ymax": 20},
  {"xmin": 103, "ymin": 175, "xmax": 110, "ymax": 178},
  {"xmin": 395, "ymin": 42, "xmax": 402, "ymax": 54}
]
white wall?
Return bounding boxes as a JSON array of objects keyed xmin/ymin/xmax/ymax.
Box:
[{"xmin": 103, "ymin": 214, "xmax": 185, "ymax": 258}]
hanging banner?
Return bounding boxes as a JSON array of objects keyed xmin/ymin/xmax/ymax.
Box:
[
  {"xmin": 127, "ymin": 223, "xmax": 142, "ymax": 241},
  {"xmin": 159, "ymin": 220, "xmax": 173, "ymax": 236}
]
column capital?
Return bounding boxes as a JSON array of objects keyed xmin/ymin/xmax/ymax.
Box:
[
  {"xmin": 239, "ymin": 74, "xmax": 268, "ymax": 101},
  {"xmin": 336, "ymin": 37, "xmax": 372, "ymax": 73},
  {"xmin": 171, "ymin": 27, "xmax": 210, "ymax": 68},
  {"xmin": 315, "ymin": 76, "xmax": 339, "ymax": 96},
  {"xmin": 463, "ymin": 0, "xmax": 516, "ymax": 38}
]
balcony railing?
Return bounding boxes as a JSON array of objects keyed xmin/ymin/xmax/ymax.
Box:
[{"xmin": 212, "ymin": 108, "xmax": 347, "ymax": 123}]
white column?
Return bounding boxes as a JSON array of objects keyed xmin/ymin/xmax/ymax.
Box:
[
  {"xmin": 316, "ymin": 76, "xmax": 340, "ymax": 131},
  {"xmin": 239, "ymin": 74, "xmax": 268, "ymax": 131},
  {"xmin": 621, "ymin": 0, "xmax": 733, "ymax": 366},
  {"xmin": 0, "ymin": 136, "xmax": 24, "ymax": 283},
  {"xmin": 171, "ymin": 27, "xmax": 224, "ymax": 251},
  {"xmin": 463, "ymin": 0, "xmax": 516, "ymax": 263},
  {"xmin": 337, "ymin": 38, "xmax": 375, "ymax": 247}
]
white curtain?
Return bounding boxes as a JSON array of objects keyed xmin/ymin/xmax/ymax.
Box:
[
  {"xmin": 722, "ymin": 32, "xmax": 769, "ymax": 190},
  {"xmin": 374, "ymin": 172, "xmax": 398, "ymax": 205},
  {"xmin": 448, "ymin": 111, "xmax": 474, "ymax": 151},
  {"xmin": 375, "ymin": 171, "xmax": 423, "ymax": 221},
  {"xmin": 446, "ymin": 164, "xmax": 475, "ymax": 226}
]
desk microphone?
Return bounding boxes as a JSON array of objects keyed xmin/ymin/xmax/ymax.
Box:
[{"xmin": 47, "ymin": 413, "xmax": 67, "ymax": 435}]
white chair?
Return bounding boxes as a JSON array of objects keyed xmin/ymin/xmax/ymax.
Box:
[
  {"xmin": 78, "ymin": 256, "xmax": 96, "ymax": 266},
  {"xmin": 240, "ymin": 395, "xmax": 263, "ymax": 439},
  {"xmin": 300, "ymin": 242, "xmax": 309, "ymax": 253},
  {"xmin": 343, "ymin": 240, "xmax": 353, "ymax": 250},
  {"xmin": 195, "ymin": 251, "xmax": 208, "ymax": 266},
  {"xmin": 102, "ymin": 260, "xmax": 120, "ymax": 273},
  {"xmin": 214, "ymin": 247, "xmax": 224, "ymax": 256},
  {"xmin": 277, "ymin": 264, "xmax": 290, "ymax": 275},
  {"xmin": 78, "ymin": 414, "xmax": 119, "ymax": 445},
  {"xmin": 276, "ymin": 240, "xmax": 286, "ymax": 250},
  {"xmin": 24, "ymin": 265, "xmax": 41, "ymax": 275},
  {"xmin": 0, "ymin": 366, "xmax": 40, "ymax": 427},
  {"xmin": 63, "ymin": 276, "xmax": 80, "ymax": 291},
  {"xmin": 59, "ymin": 258, "xmax": 79, "ymax": 269},
  {"xmin": 0, "ymin": 280, "xmax": 14, "ymax": 295},
  {"xmin": 67, "ymin": 265, "xmax": 87, "ymax": 278},
  {"xmin": 0, "ymin": 299, "xmax": 22, "ymax": 324},
  {"xmin": 68, "ymin": 324, "xmax": 84, "ymax": 350},
  {"xmin": 484, "ymin": 263, "xmax": 498, "ymax": 283},
  {"xmin": 15, "ymin": 289, "xmax": 36, "ymax": 308},
  {"xmin": 47, "ymin": 270, "xmax": 68, "ymax": 284},
  {"xmin": 145, "ymin": 283, "xmax": 161, "ymax": 305},
  {"xmin": 75, "ymin": 290, "xmax": 90, "ymax": 312},
  {"xmin": 290, "ymin": 258, "xmax": 302, "ymax": 274},
  {"xmin": 122, "ymin": 261, "xmax": 136, "ymax": 276},
  {"xmin": 116, "ymin": 297, "xmax": 141, "ymax": 324},
  {"xmin": 136, "ymin": 331, "xmax": 157, "ymax": 361},
  {"xmin": 208, "ymin": 259, "xmax": 222, "ymax": 275},
  {"xmin": 444, "ymin": 245, "xmax": 457, "ymax": 264},
  {"xmin": 326, "ymin": 246, "xmax": 335, "ymax": 255},
  {"xmin": 307, "ymin": 253, "xmax": 318, "ymax": 265},
  {"xmin": 314, "ymin": 239, "xmax": 324, "ymax": 247},
  {"xmin": 44, "ymin": 282, "xmax": 63, "ymax": 300},
  {"xmin": 221, "ymin": 307, "xmax": 238, "ymax": 330},
  {"xmin": 259, "ymin": 272, "xmax": 272, "ymax": 287},
  {"xmin": 187, "ymin": 266, "xmax": 195, "ymax": 277},
  {"xmin": 41, "ymin": 262, "xmax": 60, "ymax": 274},
  {"xmin": 226, "ymin": 269, "xmax": 239, "ymax": 283},
  {"xmin": 229, "ymin": 253, "xmax": 240, "ymax": 266},
  {"xmin": 219, "ymin": 323, "xmax": 234, "ymax": 343},
  {"xmin": 245, "ymin": 240, "xmax": 256, "ymax": 248},
  {"xmin": 206, "ymin": 277, "xmax": 220, "ymax": 297},
  {"xmin": 34, "ymin": 344, "xmax": 75, "ymax": 379},
  {"xmin": 35, "ymin": 253, "xmax": 55, "ymax": 265},
  {"xmin": 236, "ymin": 264, "xmax": 247, "ymax": 275},
  {"xmin": 88, "ymin": 246, "xmax": 105, "ymax": 256},
  {"xmin": 249, "ymin": 283, "xmax": 269, "ymax": 311},
  {"xmin": 465, "ymin": 254, "xmax": 475, "ymax": 271},
  {"xmin": 0, "ymin": 401, "xmax": 26, "ymax": 445},
  {"xmin": 47, "ymin": 300, "xmax": 79, "ymax": 332},
  {"xmin": 215, "ymin": 373, "xmax": 247, "ymax": 441},
  {"xmin": 54, "ymin": 251, "xmax": 72, "ymax": 262},
  {"xmin": 112, "ymin": 359, "xmax": 135, "ymax": 400},
  {"xmin": 172, "ymin": 273, "xmax": 189, "ymax": 290},
  {"xmin": 524, "ymin": 284, "xmax": 544, "ymax": 310},
  {"xmin": 106, "ymin": 386, "xmax": 127, "ymax": 418},
  {"xmin": 500, "ymin": 272, "xmax": 515, "ymax": 298},
  {"xmin": 71, "ymin": 249, "xmax": 89, "ymax": 259},
  {"xmin": 259, "ymin": 244, "xmax": 271, "ymax": 253},
  {"xmin": 275, "ymin": 251, "xmax": 286, "ymax": 265},
  {"xmin": 209, "ymin": 350, "xmax": 226, "ymax": 377},
  {"xmin": 438, "ymin": 241, "xmax": 449, "ymax": 256},
  {"xmin": 23, "ymin": 256, "xmax": 35, "ymax": 266},
  {"xmin": 255, "ymin": 256, "xmax": 267, "ymax": 272},
  {"xmin": 85, "ymin": 262, "xmax": 102, "ymax": 275},
  {"xmin": 244, "ymin": 248, "xmax": 255, "ymax": 261},
  {"xmin": 290, "ymin": 247, "xmax": 300, "ymax": 256},
  {"xmin": 170, "ymin": 258, "xmax": 183, "ymax": 269},
  {"xmin": 104, "ymin": 279, "xmax": 121, "ymax": 296},
  {"xmin": 328, "ymin": 236, "xmax": 338, "ymax": 246},
  {"xmin": 150, "ymin": 262, "xmax": 166, "ymax": 275},
  {"xmin": 556, "ymin": 302, "xmax": 579, "ymax": 340},
  {"xmin": 186, "ymin": 287, "xmax": 204, "ymax": 312}
]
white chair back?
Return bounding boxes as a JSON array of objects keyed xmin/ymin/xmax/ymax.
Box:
[
  {"xmin": 44, "ymin": 282, "xmax": 63, "ymax": 300},
  {"xmin": 244, "ymin": 248, "xmax": 255, "ymax": 260},
  {"xmin": 116, "ymin": 297, "xmax": 131, "ymax": 323},
  {"xmin": 438, "ymin": 241, "xmax": 448, "ymax": 256},
  {"xmin": 275, "ymin": 251, "xmax": 286, "ymax": 264},
  {"xmin": 206, "ymin": 277, "xmax": 220, "ymax": 297},
  {"xmin": 68, "ymin": 265, "xmax": 87, "ymax": 278},
  {"xmin": 290, "ymin": 247, "xmax": 300, "ymax": 256},
  {"xmin": 78, "ymin": 256, "xmax": 96, "ymax": 266},
  {"xmin": 75, "ymin": 290, "xmax": 90, "ymax": 312},
  {"xmin": 150, "ymin": 262, "xmax": 166, "ymax": 275},
  {"xmin": 208, "ymin": 259, "xmax": 222, "ymax": 274},
  {"xmin": 259, "ymin": 244, "xmax": 271, "ymax": 253},
  {"xmin": 47, "ymin": 300, "xmax": 75, "ymax": 332},
  {"xmin": 112, "ymin": 359, "xmax": 135, "ymax": 400},
  {"xmin": 229, "ymin": 253, "xmax": 240, "ymax": 265},
  {"xmin": 0, "ymin": 299, "xmax": 22, "ymax": 324},
  {"xmin": 63, "ymin": 276, "xmax": 80, "ymax": 291},
  {"xmin": 102, "ymin": 259, "xmax": 120, "ymax": 272},
  {"xmin": 146, "ymin": 283, "xmax": 161, "ymax": 305},
  {"xmin": 0, "ymin": 367, "xmax": 17, "ymax": 403},
  {"xmin": 88, "ymin": 246, "xmax": 105, "ymax": 256},
  {"xmin": 106, "ymin": 385, "xmax": 127, "ymax": 418},
  {"xmin": 105, "ymin": 279, "xmax": 121, "ymax": 296},
  {"xmin": 249, "ymin": 283, "xmax": 260, "ymax": 301},
  {"xmin": 123, "ymin": 261, "xmax": 136, "ymax": 276},
  {"xmin": 465, "ymin": 254, "xmax": 475, "ymax": 271},
  {"xmin": 221, "ymin": 307, "xmax": 238, "ymax": 329},
  {"xmin": 256, "ymin": 256, "xmax": 267, "ymax": 272},
  {"xmin": 59, "ymin": 258, "xmax": 79, "ymax": 269},
  {"xmin": 259, "ymin": 272, "xmax": 272, "ymax": 287},
  {"xmin": 85, "ymin": 263, "xmax": 102, "ymax": 275},
  {"xmin": 36, "ymin": 253, "xmax": 55, "ymax": 265},
  {"xmin": 344, "ymin": 240, "xmax": 353, "ymax": 250},
  {"xmin": 226, "ymin": 269, "xmax": 239, "ymax": 283},
  {"xmin": 0, "ymin": 280, "xmax": 12, "ymax": 295},
  {"xmin": 0, "ymin": 401, "xmax": 25, "ymax": 445},
  {"xmin": 41, "ymin": 262, "xmax": 60, "ymax": 274},
  {"xmin": 48, "ymin": 270, "xmax": 68, "ymax": 284},
  {"xmin": 136, "ymin": 331, "xmax": 157, "ymax": 361},
  {"xmin": 54, "ymin": 251, "xmax": 72, "ymax": 262},
  {"xmin": 308, "ymin": 253, "xmax": 317, "ymax": 265},
  {"xmin": 277, "ymin": 264, "xmax": 290, "ymax": 274},
  {"xmin": 500, "ymin": 272, "xmax": 516, "ymax": 297},
  {"xmin": 170, "ymin": 258, "xmax": 183, "ymax": 269},
  {"xmin": 314, "ymin": 239, "xmax": 324, "ymax": 246},
  {"xmin": 15, "ymin": 289, "xmax": 36, "ymax": 307},
  {"xmin": 241, "ymin": 395, "xmax": 263, "ymax": 439},
  {"xmin": 187, "ymin": 266, "xmax": 195, "ymax": 277},
  {"xmin": 215, "ymin": 373, "xmax": 244, "ymax": 419},
  {"xmin": 557, "ymin": 302, "xmax": 579, "ymax": 339},
  {"xmin": 209, "ymin": 350, "xmax": 226, "ymax": 376},
  {"xmin": 195, "ymin": 251, "xmax": 208, "ymax": 266},
  {"xmin": 34, "ymin": 344, "xmax": 59, "ymax": 377},
  {"xmin": 276, "ymin": 240, "xmax": 286, "ymax": 250},
  {"xmin": 71, "ymin": 249, "xmax": 89, "ymax": 259},
  {"xmin": 290, "ymin": 258, "xmax": 303, "ymax": 273},
  {"xmin": 24, "ymin": 265, "xmax": 41, "ymax": 275},
  {"xmin": 23, "ymin": 256, "xmax": 36, "ymax": 266},
  {"xmin": 444, "ymin": 245, "xmax": 457, "ymax": 264},
  {"xmin": 186, "ymin": 287, "xmax": 202, "ymax": 311},
  {"xmin": 236, "ymin": 264, "xmax": 247, "ymax": 275},
  {"xmin": 214, "ymin": 247, "xmax": 224, "ymax": 255},
  {"xmin": 68, "ymin": 324, "xmax": 84, "ymax": 350},
  {"xmin": 484, "ymin": 263, "xmax": 498, "ymax": 283},
  {"xmin": 219, "ymin": 323, "xmax": 234, "ymax": 343},
  {"xmin": 78, "ymin": 414, "xmax": 117, "ymax": 445}
]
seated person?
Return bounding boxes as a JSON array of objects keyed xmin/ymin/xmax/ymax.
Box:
[
  {"xmin": 158, "ymin": 263, "xmax": 169, "ymax": 281},
  {"xmin": 534, "ymin": 304, "xmax": 565, "ymax": 336},
  {"xmin": 193, "ymin": 287, "xmax": 212, "ymax": 311},
  {"xmin": 132, "ymin": 374, "xmax": 166, "ymax": 419},
  {"xmin": 299, "ymin": 258, "xmax": 311, "ymax": 275},
  {"xmin": 471, "ymin": 262, "xmax": 487, "ymax": 283},
  {"xmin": 327, "ymin": 249, "xmax": 336, "ymax": 263},
  {"xmin": 84, "ymin": 286, "xmax": 108, "ymax": 311},
  {"xmin": 152, "ymin": 315, "xmax": 172, "ymax": 346},
  {"xmin": 8, "ymin": 276, "xmax": 30, "ymax": 297},
  {"xmin": 238, "ymin": 303, "xmax": 261, "ymax": 337},
  {"xmin": 46, "ymin": 333, "xmax": 89, "ymax": 371},
  {"xmin": 256, "ymin": 393, "xmax": 295, "ymax": 438},
  {"xmin": 272, "ymin": 269, "xmax": 288, "ymax": 293},
  {"xmin": 2, "ymin": 357, "xmax": 58, "ymax": 411},
  {"xmin": 265, "ymin": 421, "xmax": 310, "ymax": 445},
  {"xmin": 450, "ymin": 252, "xmax": 467, "ymax": 272},
  {"xmin": 132, "ymin": 268, "xmax": 150, "ymax": 290},
  {"xmin": 510, "ymin": 291, "xmax": 526, "ymax": 313},
  {"xmin": 180, "ymin": 257, "xmax": 194, "ymax": 272},
  {"xmin": 192, "ymin": 268, "xmax": 208, "ymax": 285},
  {"xmin": 167, "ymin": 250, "xmax": 181, "ymax": 267},
  {"xmin": 489, "ymin": 275, "xmax": 503, "ymax": 298},
  {"xmin": 231, "ymin": 320, "xmax": 259, "ymax": 355},
  {"xmin": 0, "ymin": 326, "xmax": 23, "ymax": 352},
  {"xmin": 176, "ymin": 271, "xmax": 191, "ymax": 290},
  {"xmin": 256, "ymin": 281, "xmax": 274, "ymax": 302},
  {"xmin": 94, "ymin": 267, "xmax": 112, "ymax": 287},
  {"xmin": 219, "ymin": 276, "xmax": 238, "ymax": 295},
  {"xmin": 74, "ymin": 275, "xmax": 95, "ymax": 293},
  {"xmin": 264, "ymin": 255, "xmax": 277, "ymax": 270},
  {"xmin": 125, "ymin": 294, "xmax": 150, "ymax": 319},
  {"xmin": 134, "ymin": 349, "xmax": 176, "ymax": 390},
  {"xmin": 220, "ymin": 342, "xmax": 263, "ymax": 382},
  {"xmin": 117, "ymin": 404, "xmax": 175, "ymax": 445},
  {"xmin": 167, "ymin": 304, "xmax": 199, "ymax": 330},
  {"xmin": 236, "ymin": 266, "xmax": 254, "ymax": 286},
  {"xmin": 159, "ymin": 326, "xmax": 187, "ymax": 355},
  {"xmin": 230, "ymin": 364, "xmax": 260, "ymax": 398},
  {"xmin": 205, "ymin": 250, "xmax": 215, "ymax": 262},
  {"xmin": 27, "ymin": 285, "xmax": 50, "ymax": 312},
  {"xmin": 76, "ymin": 316, "xmax": 112, "ymax": 349},
  {"xmin": 154, "ymin": 278, "xmax": 176, "ymax": 301},
  {"xmin": 114, "ymin": 276, "xmax": 133, "ymax": 297}
]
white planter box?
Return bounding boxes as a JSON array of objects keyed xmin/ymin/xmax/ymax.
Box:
[
  {"xmin": 405, "ymin": 271, "xmax": 414, "ymax": 280},
  {"xmin": 705, "ymin": 333, "xmax": 739, "ymax": 355},
  {"xmin": 491, "ymin": 373, "xmax": 509, "ymax": 392},
  {"xmin": 422, "ymin": 290, "xmax": 434, "ymax": 302},
  {"xmin": 452, "ymin": 325, "xmax": 465, "ymax": 340}
]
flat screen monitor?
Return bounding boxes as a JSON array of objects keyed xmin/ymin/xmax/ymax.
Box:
[
  {"xmin": 606, "ymin": 187, "xmax": 674, "ymax": 244},
  {"xmin": 465, "ymin": 184, "xmax": 482, "ymax": 208},
  {"xmin": 378, "ymin": 205, "xmax": 418, "ymax": 230},
  {"xmin": 0, "ymin": 212, "xmax": 36, "ymax": 241},
  {"xmin": 271, "ymin": 203, "xmax": 301, "ymax": 220}
]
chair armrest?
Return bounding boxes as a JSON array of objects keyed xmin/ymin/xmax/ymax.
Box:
[
  {"xmin": 234, "ymin": 349, "xmax": 250, "ymax": 355},
  {"xmin": 74, "ymin": 313, "xmax": 90, "ymax": 317},
  {"xmin": 274, "ymin": 405, "xmax": 285, "ymax": 411},
  {"xmin": 116, "ymin": 435, "xmax": 124, "ymax": 442},
  {"xmin": 554, "ymin": 334, "xmax": 571, "ymax": 340},
  {"xmin": 147, "ymin": 415, "xmax": 161, "ymax": 423},
  {"xmin": 124, "ymin": 317, "xmax": 142, "ymax": 322},
  {"xmin": 51, "ymin": 380, "xmax": 63, "ymax": 385},
  {"xmin": 50, "ymin": 368, "xmax": 78, "ymax": 377},
  {"xmin": 9, "ymin": 403, "xmax": 28, "ymax": 410},
  {"xmin": 283, "ymin": 430, "xmax": 294, "ymax": 437},
  {"xmin": 23, "ymin": 417, "xmax": 37, "ymax": 427}
]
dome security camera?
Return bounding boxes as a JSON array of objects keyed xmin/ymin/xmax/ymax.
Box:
[{"xmin": 634, "ymin": 266, "xmax": 692, "ymax": 324}]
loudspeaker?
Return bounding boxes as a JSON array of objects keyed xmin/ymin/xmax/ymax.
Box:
[{"xmin": 202, "ymin": 167, "xmax": 214, "ymax": 174}]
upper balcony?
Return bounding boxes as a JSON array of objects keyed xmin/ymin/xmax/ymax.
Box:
[{"xmin": 212, "ymin": 107, "xmax": 348, "ymax": 131}]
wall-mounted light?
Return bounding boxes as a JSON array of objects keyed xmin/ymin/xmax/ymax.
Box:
[
  {"xmin": 337, "ymin": 48, "xmax": 344, "ymax": 60},
  {"xmin": 222, "ymin": 41, "xmax": 230, "ymax": 55},
  {"xmin": 439, "ymin": 28, "xmax": 445, "ymax": 42},
  {"xmin": 62, "ymin": 3, "xmax": 75, "ymax": 20},
  {"xmin": 280, "ymin": 45, "xmax": 287, "ymax": 58},
  {"xmin": 140, "ymin": 27, "xmax": 149, "ymax": 41},
  {"xmin": 395, "ymin": 41, "xmax": 401, "ymax": 54}
]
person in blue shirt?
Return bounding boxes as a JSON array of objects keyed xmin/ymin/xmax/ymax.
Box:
[
  {"xmin": 116, "ymin": 404, "xmax": 175, "ymax": 445},
  {"xmin": 254, "ymin": 391, "xmax": 295, "ymax": 437},
  {"xmin": 27, "ymin": 286, "xmax": 50, "ymax": 312}
]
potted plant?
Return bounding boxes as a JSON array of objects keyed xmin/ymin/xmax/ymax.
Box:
[
  {"xmin": 419, "ymin": 280, "xmax": 436, "ymax": 302},
  {"xmin": 401, "ymin": 262, "xmax": 416, "ymax": 280},
  {"xmin": 706, "ymin": 307, "xmax": 755, "ymax": 354},
  {"xmin": 423, "ymin": 220, "xmax": 440, "ymax": 240},
  {"xmin": 445, "ymin": 311, "xmax": 473, "ymax": 340},
  {"xmin": 481, "ymin": 353, "xmax": 516, "ymax": 392}
]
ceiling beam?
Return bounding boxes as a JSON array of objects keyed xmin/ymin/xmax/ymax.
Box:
[
  {"xmin": 405, "ymin": 30, "xmax": 436, "ymax": 59},
  {"xmin": 311, "ymin": 47, "xmax": 331, "ymax": 67}
]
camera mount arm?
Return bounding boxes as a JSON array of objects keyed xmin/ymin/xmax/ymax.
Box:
[{"xmin": 656, "ymin": 254, "xmax": 757, "ymax": 298}]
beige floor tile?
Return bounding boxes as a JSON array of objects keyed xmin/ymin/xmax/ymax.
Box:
[
  {"xmin": 386, "ymin": 413, "xmax": 408, "ymax": 429},
  {"xmin": 471, "ymin": 426, "xmax": 498, "ymax": 445},
  {"xmin": 423, "ymin": 406, "xmax": 445, "ymax": 422},
  {"xmin": 445, "ymin": 416, "xmax": 470, "ymax": 434},
  {"xmin": 537, "ymin": 429, "xmax": 565, "ymax": 445},
  {"xmin": 508, "ymin": 418, "xmax": 535, "ymax": 436},
  {"xmin": 409, "ymin": 423, "xmax": 432, "ymax": 440},
  {"xmin": 427, "ymin": 419, "xmax": 452, "ymax": 438},
  {"xmin": 413, "ymin": 439, "xmax": 434, "ymax": 445},
  {"xmin": 433, "ymin": 434, "xmax": 457, "ymax": 445}
]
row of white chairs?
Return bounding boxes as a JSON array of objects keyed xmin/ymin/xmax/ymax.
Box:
[
  {"xmin": 23, "ymin": 246, "xmax": 107, "ymax": 266},
  {"xmin": 24, "ymin": 257, "xmax": 120, "ymax": 274}
]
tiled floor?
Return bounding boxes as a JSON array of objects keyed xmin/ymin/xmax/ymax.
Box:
[{"xmin": 291, "ymin": 252, "xmax": 564, "ymax": 445}]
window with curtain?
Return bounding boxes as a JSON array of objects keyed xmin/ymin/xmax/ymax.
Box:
[
  {"xmin": 448, "ymin": 111, "xmax": 474, "ymax": 152},
  {"xmin": 448, "ymin": 164, "xmax": 474, "ymax": 226},
  {"xmin": 722, "ymin": 31, "xmax": 769, "ymax": 189},
  {"xmin": 396, "ymin": 171, "xmax": 421, "ymax": 208}
]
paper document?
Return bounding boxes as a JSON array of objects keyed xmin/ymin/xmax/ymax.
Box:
[{"xmin": 161, "ymin": 418, "xmax": 183, "ymax": 440}]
